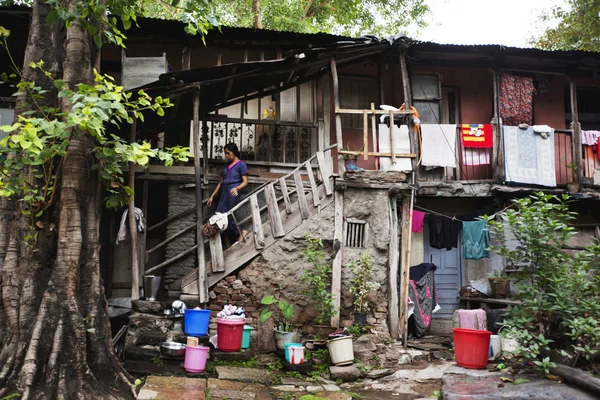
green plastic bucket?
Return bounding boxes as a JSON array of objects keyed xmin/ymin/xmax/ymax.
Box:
[{"xmin": 241, "ymin": 325, "xmax": 253, "ymax": 349}]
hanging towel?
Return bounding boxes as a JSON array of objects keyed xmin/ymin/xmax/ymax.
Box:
[
  {"xmin": 421, "ymin": 124, "xmax": 457, "ymax": 168},
  {"xmin": 582, "ymin": 130, "xmax": 600, "ymax": 146},
  {"xmin": 378, "ymin": 124, "xmax": 412, "ymax": 172},
  {"xmin": 532, "ymin": 125, "xmax": 552, "ymax": 139},
  {"xmin": 411, "ymin": 210, "xmax": 426, "ymax": 233},
  {"xmin": 462, "ymin": 220, "xmax": 489, "ymax": 260},
  {"xmin": 503, "ymin": 126, "xmax": 556, "ymax": 187},
  {"xmin": 454, "ymin": 309, "xmax": 487, "ymax": 330},
  {"xmin": 460, "ymin": 124, "xmax": 493, "ymax": 148},
  {"xmin": 116, "ymin": 207, "xmax": 145, "ymax": 245},
  {"xmin": 462, "ymin": 148, "xmax": 491, "ymax": 166}
]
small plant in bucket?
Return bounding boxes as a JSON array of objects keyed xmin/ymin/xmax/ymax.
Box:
[
  {"xmin": 259, "ymin": 295, "xmax": 295, "ymax": 332},
  {"xmin": 347, "ymin": 251, "xmax": 380, "ymax": 325}
]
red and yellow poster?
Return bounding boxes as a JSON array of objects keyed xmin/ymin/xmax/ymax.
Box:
[{"xmin": 461, "ymin": 124, "xmax": 493, "ymax": 148}]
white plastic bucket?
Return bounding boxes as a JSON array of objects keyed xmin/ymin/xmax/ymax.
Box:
[
  {"xmin": 502, "ymin": 338, "xmax": 519, "ymax": 355},
  {"xmin": 488, "ymin": 335, "xmax": 502, "ymax": 360},
  {"xmin": 327, "ymin": 336, "xmax": 354, "ymax": 366},
  {"xmin": 289, "ymin": 346, "xmax": 305, "ymax": 365}
]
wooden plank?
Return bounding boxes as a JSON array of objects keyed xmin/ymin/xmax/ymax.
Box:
[
  {"xmin": 492, "ymin": 70, "xmax": 504, "ymax": 183},
  {"xmin": 305, "ymin": 162, "xmax": 320, "ymax": 207},
  {"xmin": 371, "ymin": 103, "xmax": 379, "ymax": 170},
  {"xmin": 147, "ymin": 223, "xmax": 195, "ymax": 255},
  {"xmin": 339, "ymin": 150, "xmax": 416, "ymax": 158},
  {"xmin": 399, "ymin": 50, "xmax": 416, "ymax": 173},
  {"xmin": 180, "ymin": 186, "xmax": 333, "ymax": 293},
  {"xmin": 147, "ymin": 206, "xmax": 195, "ymax": 232},
  {"xmin": 363, "ymin": 110, "xmax": 369, "ymax": 161},
  {"xmin": 265, "ymin": 183, "xmax": 285, "ymax": 238},
  {"xmin": 294, "ymin": 170, "xmax": 310, "ymax": 220},
  {"xmin": 335, "ymin": 108, "xmax": 413, "ymax": 115},
  {"xmin": 570, "ymin": 79, "xmax": 583, "ymax": 185},
  {"xmin": 209, "ymin": 234, "xmax": 225, "ymax": 272},
  {"xmin": 316, "ymin": 151, "xmax": 333, "ymax": 196},
  {"xmin": 250, "ymin": 194, "xmax": 266, "ymax": 249},
  {"xmin": 389, "ymin": 110, "xmax": 395, "ymax": 164},
  {"xmin": 193, "ymin": 90, "xmax": 208, "ymax": 303},
  {"xmin": 388, "ymin": 195, "xmax": 400, "ymax": 339},
  {"xmin": 399, "ymin": 192, "xmax": 414, "ymax": 346},
  {"xmin": 330, "ymin": 58, "xmax": 345, "ymax": 174},
  {"xmin": 279, "ymin": 177, "xmax": 293, "ymax": 214},
  {"xmin": 145, "ymin": 245, "xmax": 198, "ymax": 275},
  {"xmin": 330, "ymin": 190, "xmax": 344, "ymax": 328},
  {"xmin": 128, "ymin": 118, "xmax": 140, "ymax": 300}
]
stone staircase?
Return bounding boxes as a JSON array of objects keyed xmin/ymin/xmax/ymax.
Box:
[{"xmin": 169, "ymin": 146, "xmax": 336, "ymax": 297}]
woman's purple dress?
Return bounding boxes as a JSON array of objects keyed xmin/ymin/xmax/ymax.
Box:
[{"xmin": 216, "ymin": 160, "xmax": 248, "ymax": 243}]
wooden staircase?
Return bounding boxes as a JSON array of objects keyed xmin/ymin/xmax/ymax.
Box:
[{"xmin": 171, "ymin": 145, "xmax": 336, "ymax": 296}]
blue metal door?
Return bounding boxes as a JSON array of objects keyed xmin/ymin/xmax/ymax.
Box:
[{"xmin": 422, "ymin": 224, "xmax": 463, "ymax": 319}]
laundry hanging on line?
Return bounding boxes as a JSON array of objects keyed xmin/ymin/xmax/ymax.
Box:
[
  {"xmin": 462, "ymin": 219, "xmax": 489, "ymax": 260},
  {"xmin": 460, "ymin": 124, "xmax": 493, "ymax": 148},
  {"xmin": 420, "ymin": 124, "xmax": 457, "ymax": 168},
  {"xmin": 428, "ymin": 215, "xmax": 462, "ymax": 250},
  {"xmin": 116, "ymin": 207, "xmax": 145, "ymax": 245}
]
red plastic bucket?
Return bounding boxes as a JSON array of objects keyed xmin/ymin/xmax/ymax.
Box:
[
  {"xmin": 217, "ymin": 318, "xmax": 245, "ymax": 352},
  {"xmin": 453, "ymin": 328, "xmax": 492, "ymax": 369}
]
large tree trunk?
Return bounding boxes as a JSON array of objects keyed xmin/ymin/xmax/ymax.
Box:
[
  {"xmin": 0, "ymin": 1, "xmax": 134, "ymax": 398},
  {"xmin": 252, "ymin": 0, "xmax": 263, "ymax": 29}
]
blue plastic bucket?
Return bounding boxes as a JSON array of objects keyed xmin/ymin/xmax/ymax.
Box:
[
  {"xmin": 241, "ymin": 325, "xmax": 253, "ymax": 349},
  {"xmin": 184, "ymin": 309, "xmax": 211, "ymax": 336},
  {"xmin": 284, "ymin": 342, "xmax": 302, "ymax": 363}
]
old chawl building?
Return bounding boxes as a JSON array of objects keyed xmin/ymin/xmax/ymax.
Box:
[{"xmin": 3, "ymin": 7, "xmax": 600, "ymax": 344}]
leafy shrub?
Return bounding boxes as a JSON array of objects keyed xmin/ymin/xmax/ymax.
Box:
[
  {"xmin": 485, "ymin": 193, "xmax": 600, "ymax": 373},
  {"xmin": 302, "ymin": 234, "xmax": 336, "ymax": 325}
]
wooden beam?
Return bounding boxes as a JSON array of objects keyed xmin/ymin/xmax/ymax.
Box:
[
  {"xmin": 371, "ymin": 103, "xmax": 379, "ymax": 170},
  {"xmin": 399, "ymin": 50, "xmax": 417, "ymax": 174},
  {"xmin": 389, "ymin": 110, "xmax": 396, "ymax": 164},
  {"xmin": 305, "ymin": 162, "xmax": 320, "ymax": 207},
  {"xmin": 399, "ymin": 192, "xmax": 414, "ymax": 346},
  {"xmin": 249, "ymin": 194, "xmax": 266, "ymax": 249},
  {"xmin": 335, "ymin": 109, "xmax": 413, "ymax": 115},
  {"xmin": 330, "ymin": 189, "xmax": 344, "ymax": 328},
  {"xmin": 387, "ymin": 195, "xmax": 400, "ymax": 339},
  {"xmin": 278, "ymin": 177, "xmax": 293, "ymax": 214},
  {"xmin": 147, "ymin": 223, "xmax": 195, "ymax": 255},
  {"xmin": 339, "ymin": 150, "xmax": 416, "ymax": 158},
  {"xmin": 294, "ymin": 170, "xmax": 310, "ymax": 220},
  {"xmin": 569, "ymin": 78, "xmax": 583, "ymax": 185},
  {"xmin": 128, "ymin": 117, "xmax": 140, "ymax": 301},
  {"xmin": 265, "ymin": 183, "xmax": 285, "ymax": 238},
  {"xmin": 182, "ymin": 47, "xmax": 191, "ymax": 71},
  {"xmin": 193, "ymin": 90, "xmax": 208, "ymax": 303},
  {"xmin": 492, "ymin": 70, "xmax": 504, "ymax": 183},
  {"xmin": 330, "ymin": 58, "xmax": 345, "ymax": 175},
  {"xmin": 363, "ymin": 110, "xmax": 369, "ymax": 161},
  {"xmin": 316, "ymin": 151, "xmax": 333, "ymax": 196},
  {"xmin": 209, "ymin": 234, "xmax": 225, "ymax": 272},
  {"xmin": 145, "ymin": 245, "xmax": 198, "ymax": 275}
]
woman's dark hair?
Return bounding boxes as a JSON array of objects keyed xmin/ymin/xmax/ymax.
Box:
[{"xmin": 224, "ymin": 143, "xmax": 241, "ymax": 159}]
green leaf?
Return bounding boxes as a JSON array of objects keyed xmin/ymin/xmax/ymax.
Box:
[
  {"xmin": 46, "ymin": 10, "xmax": 58, "ymax": 25},
  {"xmin": 123, "ymin": 18, "xmax": 132, "ymax": 30},
  {"xmin": 261, "ymin": 295, "xmax": 276, "ymax": 305},
  {"xmin": 514, "ymin": 378, "xmax": 530, "ymax": 385},
  {"xmin": 93, "ymin": 33, "xmax": 102, "ymax": 48},
  {"xmin": 87, "ymin": 24, "xmax": 98, "ymax": 36},
  {"xmin": 87, "ymin": 328, "xmax": 96, "ymax": 334}
]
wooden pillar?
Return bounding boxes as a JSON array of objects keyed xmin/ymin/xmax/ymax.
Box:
[
  {"xmin": 128, "ymin": 117, "xmax": 140, "ymax": 300},
  {"xmin": 399, "ymin": 51, "xmax": 417, "ymax": 174},
  {"xmin": 569, "ymin": 78, "xmax": 583, "ymax": 184},
  {"xmin": 202, "ymin": 119, "xmax": 209, "ymax": 185},
  {"xmin": 330, "ymin": 188, "xmax": 344, "ymax": 328},
  {"xmin": 387, "ymin": 194, "xmax": 400, "ymax": 339},
  {"xmin": 193, "ymin": 90, "xmax": 208, "ymax": 303},
  {"xmin": 182, "ymin": 47, "xmax": 191, "ymax": 71},
  {"xmin": 492, "ymin": 70, "xmax": 504, "ymax": 183},
  {"xmin": 329, "ymin": 58, "xmax": 345, "ymax": 175},
  {"xmin": 399, "ymin": 191, "xmax": 414, "ymax": 346},
  {"xmin": 142, "ymin": 180, "xmax": 149, "ymax": 267}
]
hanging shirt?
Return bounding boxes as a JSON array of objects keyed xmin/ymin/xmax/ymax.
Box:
[
  {"xmin": 462, "ymin": 220, "xmax": 489, "ymax": 259},
  {"xmin": 412, "ymin": 210, "xmax": 426, "ymax": 233},
  {"xmin": 428, "ymin": 215, "xmax": 461, "ymax": 250}
]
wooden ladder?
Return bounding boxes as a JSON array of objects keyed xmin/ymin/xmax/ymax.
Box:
[{"xmin": 170, "ymin": 145, "xmax": 336, "ymax": 296}]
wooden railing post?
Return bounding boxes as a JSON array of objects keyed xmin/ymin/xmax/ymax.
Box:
[
  {"xmin": 399, "ymin": 191, "xmax": 414, "ymax": 347},
  {"xmin": 569, "ymin": 78, "xmax": 583, "ymax": 185},
  {"xmin": 492, "ymin": 70, "xmax": 504, "ymax": 183},
  {"xmin": 330, "ymin": 188, "xmax": 344, "ymax": 328},
  {"xmin": 129, "ymin": 117, "xmax": 140, "ymax": 300},
  {"xmin": 388, "ymin": 194, "xmax": 400, "ymax": 339},
  {"xmin": 193, "ymin": 89, "xmax": 208, "ymax": 303},
  {"xmin": 399, "ymin": 50, "xmax": 417, "ymax": 175},
  {"xmin": 330, "ymin": 58, "xmax": 345, "ymax": 175}
]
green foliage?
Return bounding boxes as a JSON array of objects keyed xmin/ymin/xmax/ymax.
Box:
[
  {"xmin": 347, "ymin": 251, "xmax": 380, "ymax": 313},
  {"xmin": 211, "ymin": 0, "xmax": 429, "ymax": 36},
  {"xmin": 485, "ymin": 192, "xmax": 600, "ymax": 373},
  {"xmin": 302, "ymin": 234, "xmax": 336, "ymax": 325},
  {"xmin": 259, "ymin": 295, "xmax": 296, "ymax": 332},
  {"xmin": 347, "ymin": 323, "xmax": 368, "ymax": 338},
  {"xmin": 151, "ymin": 356, "xmax": 164, "ymax": 367},
  {"xmin": 0, "ymin": 35, "xmax": 192, "ymax": 230},
  {"xmin": 533, "ymin": 0, "xmax": 600, "ymax": 51},
  {"xmin": 0, "ymin": 394, "xmax": 21, "ymax": 400},
  {"xmin": 306, "ymin": 348, "xmax": 330, "ymax": 377},
  {"xmin": 299, "ymin": 395, "xmax": 327, "ymax": 400}
]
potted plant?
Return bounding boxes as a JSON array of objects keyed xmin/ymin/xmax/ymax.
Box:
[
  {"xmin": 347, "ymin": 251, "xmax": 380, "ymax": 326},
  {"xmin": 259, "ymin": 295, "xmax": 298, "ymax": 350},
  {"xmin": 302, "ymin": 234, "xmax": 337, "ymax": 338},
  {"xmin": 488, "ymin": 270, "xmax": 510, "ymax": 299}
]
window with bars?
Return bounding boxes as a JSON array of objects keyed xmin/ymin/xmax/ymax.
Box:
[{"xmin": 344, "ymin": 218, "xmax": 368, "ymax": 248}]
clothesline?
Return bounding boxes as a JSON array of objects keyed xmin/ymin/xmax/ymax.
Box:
[{"xmin": 411, "ymin": 202, "xmax": 516, "ymax": 224}]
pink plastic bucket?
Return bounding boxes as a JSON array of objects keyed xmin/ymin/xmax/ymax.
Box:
[
  {"xmin": 217, "ymin": 318, "xmax": 245, "ymax": 352},
  {"xmin": 184, "ymin": 345, "xmax": 209, "ymax": 372}
]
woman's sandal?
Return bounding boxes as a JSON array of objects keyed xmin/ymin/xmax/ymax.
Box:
[{"xmin": 237, "ymin": 230, "xmax": 248, "ymax": 243}]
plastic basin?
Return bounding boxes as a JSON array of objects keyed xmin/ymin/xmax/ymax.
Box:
[{"xmin": 453, "ymin": 328, "xmax": 492, "ymax": 369}]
